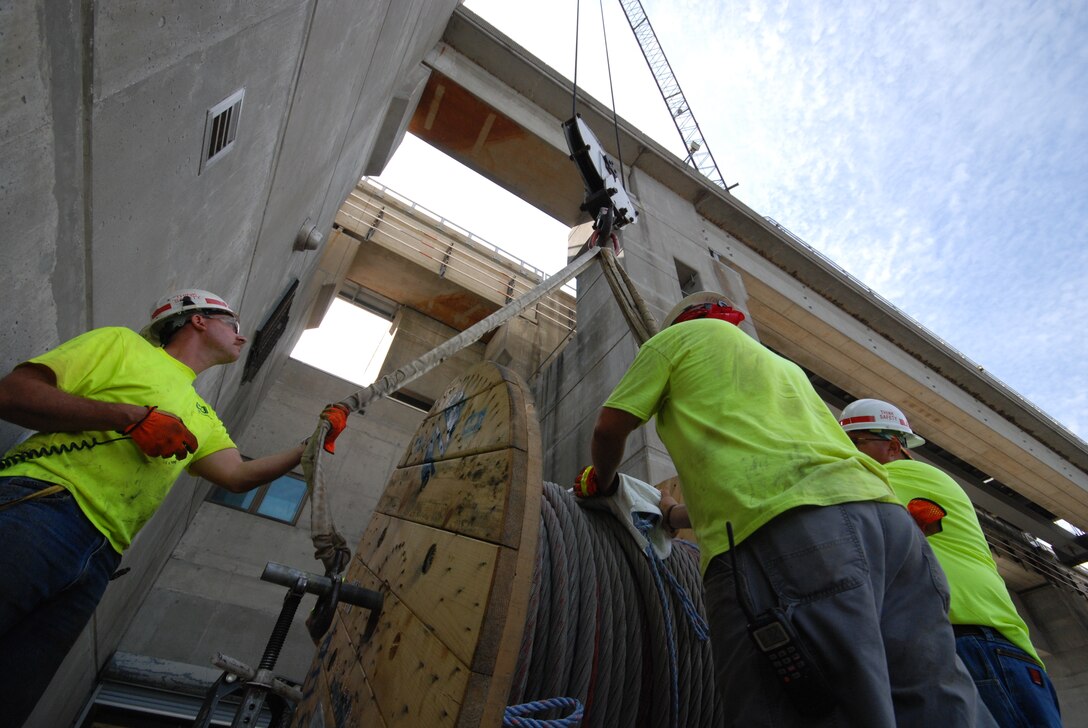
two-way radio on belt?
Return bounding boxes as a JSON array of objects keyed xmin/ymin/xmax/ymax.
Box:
[{"xmin": 727, "ymin": 522, "xmax": 836, "ymax": 719}]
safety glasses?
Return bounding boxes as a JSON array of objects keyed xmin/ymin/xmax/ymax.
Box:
[
  {"xmin": 849, "ymin": 433, "xmax": 893, "ymax": 444},
  {"xmin": 207, "ymin": 315, "xmax": 241, "ymax": 335}
]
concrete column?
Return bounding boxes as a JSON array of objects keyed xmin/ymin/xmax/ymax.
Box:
[{"xmin": 1019, "ymin": 583, "xmax": 1088, "ymax": 722}]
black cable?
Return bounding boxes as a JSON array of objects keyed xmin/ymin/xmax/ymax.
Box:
[
  {"xmin": 0, "ymin": 435, "xmax": 130, "ymax": 471},
  {"xmin": 599, "ymin": 0, "xmax": 627, "ymax": 190},
  {"xmin": 572, "ymin": 0, "xmax": 582, "ymax": 118}
]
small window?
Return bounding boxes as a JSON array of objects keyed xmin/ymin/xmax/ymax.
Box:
[
  {"xmin": 208, "ymin": 471, "xmax": 308, "ymax": 525},
  {"xmin": 674, "ymin": 258, "xmax": 701, "ymax": 296}
]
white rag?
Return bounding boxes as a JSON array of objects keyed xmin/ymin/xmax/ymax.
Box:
[{"xmin": 575, "ymin": 473, "xmax": 672, "ymax": 559}]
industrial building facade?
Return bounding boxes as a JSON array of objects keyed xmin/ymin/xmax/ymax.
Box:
[{"xmin": 3, "ymin": 3, "xmax": 1087, "ymax": 726}]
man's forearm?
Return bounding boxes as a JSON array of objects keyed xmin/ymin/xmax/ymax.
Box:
[
  {"xmin": 0, "ymin": 366, "xmax": 145, "ymax": 433},
  {"xmin": 590, "ymin": 407, "xmax": 643, "ymax": 496},
  {"xmin": 590, "ymin": 431, "xmax": 625, "ymax": 496},
  {"xmin": 235, "ymin": 445, "xmax": 305, "ymax": 489},
  {"xmin": 192, "ymin": 444, "xmax": 305, "ymax": 493}
]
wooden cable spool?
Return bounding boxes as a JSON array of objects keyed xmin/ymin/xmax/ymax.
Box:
[
  {"xmin": 292, "ymin": 362, "xmax": 720, "ymax": 728},
  {"xmin": 293, "ymin": 361, "xmax": 541, "ymax": 727}
]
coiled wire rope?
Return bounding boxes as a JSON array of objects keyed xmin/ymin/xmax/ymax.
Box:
[{"xmin": 503, "ymin": 481, "xmax": 724, "ymax": 727}]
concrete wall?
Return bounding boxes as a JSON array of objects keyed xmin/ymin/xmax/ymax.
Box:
[
  {"xmin": 1020, "ymin": 584, "xmax": 1088, "ymax": 723},
  {"xmin": 3, "ymin": 2, "xmax": 460, "ymax": 724},
  {"xmin": 485, "ymin": 308, "xmax": 574, "ymax": 390},
  {"xmin": 380, "ymin": 306, "xmax": 487, "ymax": 404}
]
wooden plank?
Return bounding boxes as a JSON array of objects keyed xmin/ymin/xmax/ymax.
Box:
[
  {"xmin": 399, "ymin": 365, "xmax": 528, "ymax": 468},
  {"xmin": 431, "ymin": 362, "xmax": 509, "ymax": 410},
  {"xmin": 291, "ymin": 618, "xmax": 387, "ymax": 728},
  {"xmin": 343, "ymin": 563, "xmax": 471, "ymax": 726},
  {"xmin": 378, "ymin": 449, "xmax": 528, "ymax": 547},
  {"xmin": 292, "ymin": 628, "xmax": 334, "ymax": 728},
  {"xmin": 322, "ymin": 611, "xmax": 386, "ymax": 728},
  {"xmin": 467, "ymin": 380, "xmax": 542, "ymax": 728},
  {"xmin": 352, "ymin": 512, "xmax": 499, "ymax": 667}
]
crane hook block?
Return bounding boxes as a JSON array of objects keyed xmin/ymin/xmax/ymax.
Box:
[{"xmin": 563, "ymin": 114, "xmax": 639, "ymax": 230}]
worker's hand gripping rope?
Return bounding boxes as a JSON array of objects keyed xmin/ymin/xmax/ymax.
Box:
[
  {"xmin": 320, "ymin": 404, "xmax": 350, "ymax": 454},
  {"xmin": 120, "ymin": 406, "xmax": 198, "ymax": 460}
]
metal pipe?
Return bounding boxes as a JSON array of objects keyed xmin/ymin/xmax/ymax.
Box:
[{"xmin": 260, "ymin": 562, "xmax": 383, "ymax": 612}]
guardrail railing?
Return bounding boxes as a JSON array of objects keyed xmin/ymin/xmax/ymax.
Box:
[{"xmin": 337, "ymin": 180, "xmax": 576, "ymax": 332}]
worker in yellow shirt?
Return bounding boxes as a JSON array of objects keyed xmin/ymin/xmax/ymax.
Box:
[
  {"xmin": 0, "ymin": 289, "xmax": 348, "ymax": 727},
  {"xmin": 578, "ymin": 292, "xmax": 994, "ymax": 727},
  {"xmin": 840, "ymin": 398, "xmax": 1061, "ymax": 728}
]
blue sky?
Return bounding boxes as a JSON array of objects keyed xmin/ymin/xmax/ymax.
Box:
[{"xmin": 367, "ymin": 0, "xmax": 1088, "ymax": 439}]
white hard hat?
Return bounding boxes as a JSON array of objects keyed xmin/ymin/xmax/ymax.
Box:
[
  {"xmin": 142, "ymin": 289, "xmax": 236, "ymax": 345},
  {"xmin": 839, "ymin": 398, "xmax": 925, "ymax": 449},
  {"xmin": 660, "ymin": 291, "xmax": 737, "ymax": 329}
]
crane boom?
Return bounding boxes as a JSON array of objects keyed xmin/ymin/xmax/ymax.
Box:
[{"xmin": 616, "ymin": 0, "xmax": 730, "ymax": 191}]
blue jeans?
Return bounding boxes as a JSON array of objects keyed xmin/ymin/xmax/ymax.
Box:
[
  {"xmin": 956, "ymin": 626, "xmax": 1062, "ymax": 728},
  {"xmin": 0, "ymin": 476, "xmax": 121, "ymax": 728},
  {"xmin": 704, "ymin": 502, "xmax": 996, "ymax": 727}
]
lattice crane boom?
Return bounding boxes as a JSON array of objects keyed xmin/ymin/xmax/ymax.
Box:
[{"xmin": 617, "ymin": 0, "xmax": 730, "ymax": 191}]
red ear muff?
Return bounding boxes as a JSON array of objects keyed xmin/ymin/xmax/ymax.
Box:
[
  {"xmin": 706, "ymin": 307, "xmax": 745, "ymax": 326},
  {"xmin": 674, "ymin": 304, "xmax": 746, "ymax": 327}
]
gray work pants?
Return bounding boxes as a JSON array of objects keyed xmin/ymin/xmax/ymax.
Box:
[{"xmin": 703, "ymin": 501, "xmax": 996, "ymax": 727}]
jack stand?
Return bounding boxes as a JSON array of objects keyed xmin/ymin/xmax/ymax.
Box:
[{"xmin": 192, "ymin": 562, "xmax": 383, "ymax": 728}]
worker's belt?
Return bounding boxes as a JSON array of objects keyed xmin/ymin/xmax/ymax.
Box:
[
  {"xmin": 951, "ymin": 624, "xmax": 988, "ymax": 638},
  {"xmin": 0, "ymin": 483, "xmax": 66, "ymax": 512}
]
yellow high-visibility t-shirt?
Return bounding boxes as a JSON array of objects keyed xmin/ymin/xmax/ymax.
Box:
[
  {"xmin": 2, "ymin": 327, "xmax": 235, "ymax": 552},
  {"xmin": 604, "ymin": 318, "xmax": 896, "ymax": 574},
  {"xmin": 886, "ymin": 459, "xmax": 1043, "ymax": 665}
]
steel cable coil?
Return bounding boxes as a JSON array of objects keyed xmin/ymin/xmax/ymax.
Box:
[{"xmin": 507, "ymin": 482, "xmax": 724, "ymax": 727}]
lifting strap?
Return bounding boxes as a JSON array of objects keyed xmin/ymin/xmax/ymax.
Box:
[
  {"xmin": 302, "ymin": 244, "xmax": 657, "ymax": 575},
  {"xmin": 598, "ymin": 246, "xmax": 657, "ymax": 345}
]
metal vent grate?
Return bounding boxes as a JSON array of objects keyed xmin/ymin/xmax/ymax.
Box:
[
  {"xmin": 242, "ymin": 279, "xmax": 298, "ymax": 384},
  {"xmin": 199, "ymin": 88, "xmax": 245, "ymax": 174}
]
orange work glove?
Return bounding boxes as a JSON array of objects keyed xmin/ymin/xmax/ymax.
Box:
[
  {"xmin": 907, "ymin": 497, "xmax": 947, "ymax": 537},
  {"xmin": 121, "ymin": 406, "xmax": 198, "ymax": 460},
  {"xmin": 320, "ymin": 404, "xmax": 350, "ymax": 454},
  {"xmin": 574, "ymin": 466, "xmax": 601, "ymax": 498}
]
